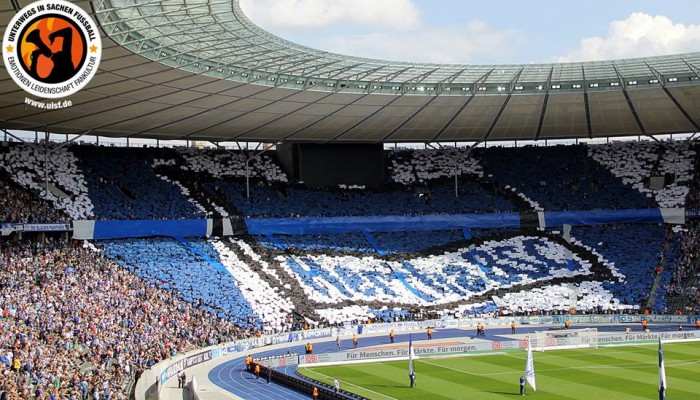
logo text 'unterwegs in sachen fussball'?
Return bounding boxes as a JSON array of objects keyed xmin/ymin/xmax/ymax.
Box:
[{"xmin": 3, "ymin": 0, "xmax": 101, "ymax": 102}]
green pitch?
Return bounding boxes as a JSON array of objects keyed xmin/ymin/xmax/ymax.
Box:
[{"xmin": 298, "ymin": 342, "xmax": 700, "ymax": 399}]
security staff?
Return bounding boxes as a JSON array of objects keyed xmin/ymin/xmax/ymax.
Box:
[{"xmin": 245, "ymin": 355, "xmax": 253, "ymax": 372}]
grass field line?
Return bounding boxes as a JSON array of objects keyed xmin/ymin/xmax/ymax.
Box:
[
  {"xmin": 299, "ymin": 367, "xmax": 400, "ymax": 400},
  {"xmin": 417, "ymin": 359, "xmax": 482, "ymax": 376},
  {"xmin": 419, "ymin": 357, "xmax": 700, "ymax": 377},
  {"xmin": 502, "ymin": 346, "xmax": 666, "ymax": 361}
]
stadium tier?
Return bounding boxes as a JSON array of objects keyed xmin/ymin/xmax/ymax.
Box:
[
  {"xmin": 1, "ymin": 140, "xmax": 695, "ymax": 219},
  {"xmin": 0, "ymin": 141, "xmax": 697, "ymax": 319},
  {"xmin": 3, "ymin": 0, "xmax": 700, "ymax": 398},
  {"xmin": 1, "ymin": 140, "xmax": 699, "ymax": 399}
]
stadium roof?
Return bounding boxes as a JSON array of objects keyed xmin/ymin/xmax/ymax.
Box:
[{"xmin": 1, "ymin": 0, "xmax": 700, "ymax": 143}]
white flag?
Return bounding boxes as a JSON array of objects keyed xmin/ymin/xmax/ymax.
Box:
[
  {"xmin": 408, "ymin": 334, "xmax": 416, "ymax": 376},
  {"xmin": 525, "ymin": 337, "xmax": 537, "ymax": 391},
  {"xmin": 659, "ymin": 338, "xmax": 666, "ymax": 400}
]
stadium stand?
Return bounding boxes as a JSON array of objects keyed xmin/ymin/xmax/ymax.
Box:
[
  {"xmin": 256, "ymin": 230, "xmax": 466, "ymax": 254},
  {"xmin": 211, "ymin": 240, "xmax": 295, "ymax": 333},
  {"xmin": 71, "ymin": 147, "xmax": 206, "ymax": 220},
  {"xmin": 209, "ymin": 179, "xmax": 519, "ymax": 218},
  {"xmin": 499, "ymin": 281, "xmax": 619, "ymax": 314},
  {"xmin": 0, "ymin": 141, "xmax": 694, "ymax": 220},
  {"xmin": 666, "ymin": 223, "xmax": 700, "ymax": 313},
  {"xmin": 0, "ymin": 240, "xmax": 244, "ymax": 400},
  {"xmin": 588, "ymin": 140, "xmax": 696, "ymax": 208},
  {"xmin": 261, "ymin": 232, "xmax": 601, "ymax": 324},
  {"xmin": 387, "ymin": 147, "xmax": 484, "ymax": 185},
  {"xmin": 3, "ymin": 142, "xmax": 695, "ymax": 324},
  {"xmin": 101, "ymin": 237, "xmax": 259, "ymax": 329},
  {"xmin": 0, "ymin": 143, "xmax": 93, "ymax": 219},
  {"xmin": 0, "ymin": 139, "xmax": 698, "ymax": 399},
  {"xmin": 478, "ymin": 144, "xmax": 657, "ymax": 211},
  {"xmin": 176, "ymin": 148, "xmax": 288, "ymax": 183},
  {"xmin": 665, "ymin": 155, "xmax": 700, "ymax": 314},
  {"xmin": 570, "ymin": 224, "xmax": 668, "ymax": 308},
  {"xmin": 0, "ymin": 170, "xmax": 67, "ymax": 223}
]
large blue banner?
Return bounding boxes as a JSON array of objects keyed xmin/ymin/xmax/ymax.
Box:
[
  {"xmin": 93, "ymin": 219, "xmax": 206, "ymax": 239},
  {"xmin": 74, "ymin": 208, "xmax": 694, "ymax": 240},
  {"xmin": 245, "ymin": 209, "xmax": 672, "ymax": 235},
  {"xmin": 245, "ymin": 213, "xmax": 522, "ymax": 235},
  {"xmin": 544, "ymin": 209, "xmax": 665, "ymax": 227}
]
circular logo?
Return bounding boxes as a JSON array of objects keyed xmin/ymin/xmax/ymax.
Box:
[{"xmin": 3, "ymin": 0, "xmax": 101, "ymax": 99}]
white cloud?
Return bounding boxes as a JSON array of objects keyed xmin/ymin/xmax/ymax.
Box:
[
  {"xmin": 557, "ymin": 12, "xmax": 700, "ymax": 62},
  {"xmin": 317, "ymin": 22, "xmax": 523, "ymax": 64},
  {"xmin": 238, "ymin": 0, "xmax": 524, "ymax": 64},
  {"xmin": 239, "ymin": 0, "xmax": 421, "ymax": 31}
]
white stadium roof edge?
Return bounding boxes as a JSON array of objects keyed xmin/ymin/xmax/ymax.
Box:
[{"xmin": 1, "ymin": 0, "xmax": 700, "ymax": 144}]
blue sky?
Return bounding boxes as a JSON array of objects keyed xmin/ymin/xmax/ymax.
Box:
[{"xmin": 239, "ymin": 0, "xmax": 700, "ymax": 64}]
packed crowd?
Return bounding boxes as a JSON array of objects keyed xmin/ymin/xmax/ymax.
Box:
[
  {"xmin": 266, "ymin": 233, "xmax": 616, "ymax": 324},
  {"xmin": 0, "ymin": 144, "xmax": 94, "ymax": 220},
  {"xmin": 0, "ymin": 140, "xmax": 697, "ymax": 223},
  {"xmin": 101, "ymin": 238, "xmax": 262, "ymax": 330},
  {"xmin": 588, "ymin": 140, "xmax": 696, "ymax": 208},
  {"xmin": 387, "ymin": 147, "xmax": 484, "ymax": 185},
  {"xmin": 0, "ymin": 172, "xmax": 67, "ymax": 223},
  {"xmin": 663, "ymin": 150, "xmax": 700, "ymax": 313},
  {"xmin": 571, "ymin": 224, "xmax": 671, "ymax": 309},
  {"xmin": 0, "ymin": 240, "xmax": 246, "ymax": 399},
  {"xmin": 71, "ymin": 146, "xmax": 206, "ymax": 220},
  {"xmin": 0, "ymin": 140, "xmax": 694, "ymax": 394},
  {"xmin": 480, "ymin": 144, "xmax": 657, "ymax": 211},
  {"xmin": 666, "ymin": 224, "xmax": 700, "ymax": 313}
]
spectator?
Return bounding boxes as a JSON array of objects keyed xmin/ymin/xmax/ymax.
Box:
[{"xmin": 0, "ymin": 240, "xmax": 245, "ymax": 399}]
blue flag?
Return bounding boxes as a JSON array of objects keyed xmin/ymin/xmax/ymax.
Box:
[{"xmin": 659, "ymin": 338, "xmax": 667, "ymax": 400}]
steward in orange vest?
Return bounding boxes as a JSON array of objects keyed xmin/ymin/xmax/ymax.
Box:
[{"xmin": 245, "ymin": 355, "xmax": 253, "ymax": 372}]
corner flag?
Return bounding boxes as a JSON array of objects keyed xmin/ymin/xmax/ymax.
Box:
[
  {"xmin": 659, "ymin": 338, "xmax": 667, "ymax": 400},
  {"xmin": 525, "ymin": 337, "xmax": 537, "ymax": 391}
]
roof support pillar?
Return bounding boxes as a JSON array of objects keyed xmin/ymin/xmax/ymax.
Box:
[{"xmin": 613, "ymin": 66, "xmax": 646, "ymax": 135}]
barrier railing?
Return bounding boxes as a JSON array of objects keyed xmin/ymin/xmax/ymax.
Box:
[{"xmin": 135, "ymin": 326, "xmax": 336, "ymax": 400}]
